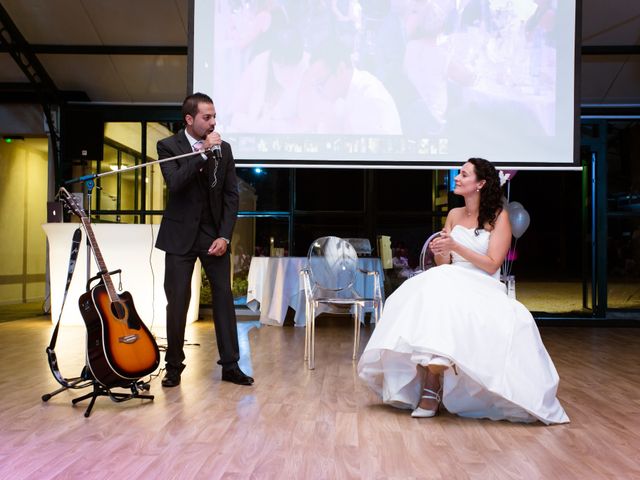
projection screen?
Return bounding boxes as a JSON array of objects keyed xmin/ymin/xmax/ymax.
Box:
[{"xmin": 193, "ymin": 0, "xmax": 578, "ymax": 169}]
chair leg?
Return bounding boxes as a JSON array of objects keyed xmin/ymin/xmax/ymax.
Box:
[
  {"xmin": 309, "ymin": 303, "xmax": 316, "ymax": 370},
  {"xmin": 357, "ymin": 304, "xmax": 362, "ymax": 353},
  {"xmin": 353, "ymin": 303, "xmax": 362, "ymax": 360},
  {"xmin": 304, "ymin": 300, "xmax": 309, "ymax": 363}
]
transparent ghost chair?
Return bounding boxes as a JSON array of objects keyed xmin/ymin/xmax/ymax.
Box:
[
  {"xmin": 300, "ymin": 236, "xmax": 383, "ymax": 369},
  {"xmin": 418, "ymin": 231, "xmax": 443, "ymax": 273},
  {"xmin": 407, "ymin": 231, "xmax": 443, "ymax": 279}
]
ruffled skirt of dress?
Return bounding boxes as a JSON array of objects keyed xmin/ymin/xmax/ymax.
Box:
[{"xmin": 357, "ymin": 264, "xmax": 569, "ymax": 424}]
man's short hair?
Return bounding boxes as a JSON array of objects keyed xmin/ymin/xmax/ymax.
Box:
[
  {"xmin": 182, "ymin": 92, "xmax": 213, "ymax": 121},
  {"xmin": 310, "ymin": 38, "xmax": 352, "ymax": 70}
]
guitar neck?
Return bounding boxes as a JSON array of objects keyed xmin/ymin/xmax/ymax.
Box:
[{"xmin": 80, "ymin": 217, "xmax": 118, "ymax": 301}]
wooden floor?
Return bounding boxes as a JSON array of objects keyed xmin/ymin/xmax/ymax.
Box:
[{"xmin": 0, "ymin": 317, "xmax": 639, "ymax": 479}]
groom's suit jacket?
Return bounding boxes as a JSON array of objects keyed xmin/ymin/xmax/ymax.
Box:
[{"xmin": 155, "ymin": 129, "xmax": 239, "ymax": 255}]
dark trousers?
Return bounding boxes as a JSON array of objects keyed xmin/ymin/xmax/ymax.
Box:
[{"xmin": 163, "ymin": 230, "xmax": 239, "ymax": 374}]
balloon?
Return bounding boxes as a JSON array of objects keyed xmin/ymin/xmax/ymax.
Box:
[
  {"xmin": 510, "ymin": 207, "xmax": 530, "ymax": 239},
  {"xmin": 507, "ymin": 201, "xmax": 524, "ymax": 214}
]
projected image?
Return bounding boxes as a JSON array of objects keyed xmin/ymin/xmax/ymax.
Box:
[{"xmin": 197, "ymin": 0, "xmax": 573, "ymax": 165}]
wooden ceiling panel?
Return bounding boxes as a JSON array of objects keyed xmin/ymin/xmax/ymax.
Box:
[
  {"xmin": 1, "ymin": 0, "xmax": 188, "ymax": 46},
  {"xmin": 36, "ymin": 53, "xmax": 187, "ymax": 102},
  {"xmin": 80, "ymin": 0, "xmax": 188, "ymax": 46},
  {"xmin": 581, "ymin": 56, "xmax": 640, "ymax": 103},
  {"xmin": 109, "ymin": 55, "xmax": 188, "ymax": 102},
  {"xmin": 582, "ymin": 0, "xmax": 640, "ymax": 45},
  {"xmin": 38, "ymin": 54, "xmax": 129, "ymax": 101},
  {"xmin": 603, "ymin": 57, "xmax": 640, "ymax": 102},
  {"xmin": 0, "ymin": 54, "xmax": 28, "ymax": 82},
  {"xmin": 1, "ymin": 0, "xmax": 101, "ymax": 44}
]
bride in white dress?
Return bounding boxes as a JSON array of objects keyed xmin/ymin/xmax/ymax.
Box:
[{"xmin": 358, "ymin": 158, "xmax": 569, "ymax": 424}]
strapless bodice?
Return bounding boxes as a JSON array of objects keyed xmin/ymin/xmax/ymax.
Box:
[{"xmin": 450, "ymin": 225, "xmax": 499, "ymax": 279}]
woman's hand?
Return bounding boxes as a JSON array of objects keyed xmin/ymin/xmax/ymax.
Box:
[{"xmin": 431, "ymin": 227, "xmax": 455, "ymax": 261}]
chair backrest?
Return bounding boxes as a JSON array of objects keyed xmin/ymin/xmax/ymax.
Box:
[
  {"xmin": 418, "ymin": 232, "xmax": 442, "ymax": 272},
  {"xmin": 307, "ymin": 236, "xmax": 358, "ymax": 291},
  {"xmin": 344, "ymin": 238, "xmax": 372, "ymax": 256}
]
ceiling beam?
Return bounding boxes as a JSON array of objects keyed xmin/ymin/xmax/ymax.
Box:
[
  {"xmin": 0, "ymin": 82, "xmax": 89, "ymax": 103},
  {"xmin": 582, "ymin": 45, "xmax": 640, "ymax": 55},
  {"xmin": 581, "ymin": 104, "xmax": 640, "ymax": 117},
  {"xmin": 0, "ymin": 44, "xmax": 637, "ymax": 57},
  {"xmin": 0, "ymin": 44, "xmax": 187, "ymax": 55},
  {"xmin": 0, "ymin": 6, "xmax": 63, "ymax": 103}
]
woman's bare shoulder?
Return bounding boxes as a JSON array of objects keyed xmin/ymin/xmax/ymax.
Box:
[
  {"xmin": 496, "ymin": 208, "xmax": 510, "ymax": 223},
  {"xmin": 446, "ymin": 207, "xmax": 465, "ymax": 226},
  {"xmin": 487, "ymin": 209, "xmax": 511, "ymax": 235},
  {"xmin": 448, "ymin": 207, "xmax": 465, "ymax": 218}
]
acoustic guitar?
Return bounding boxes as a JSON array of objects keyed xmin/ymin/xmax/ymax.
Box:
[{"xmin": 59, "ymin": 188, "xmax": 160, "ymax": 387}]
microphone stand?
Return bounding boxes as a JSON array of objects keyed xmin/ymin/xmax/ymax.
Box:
[
  {"xmin": 65, "ymin": 148, "xmax": 213, "ymax": 186},
  {"xmin": 64, "ymin": 148, "xmax": 212, "ymax": 284}
]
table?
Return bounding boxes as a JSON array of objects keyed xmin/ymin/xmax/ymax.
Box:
[
  {"xmin": 43, "ymin": 223, "xmax": 201, "ymax": 327},
  {"xmin": 246, "ymin": 256, "xmax": 384, "ymax": 326}
]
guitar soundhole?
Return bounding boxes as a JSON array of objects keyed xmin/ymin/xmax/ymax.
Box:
[{"xmin": 111, "ymin": 301, "xmax": 129, "ymax": 321}]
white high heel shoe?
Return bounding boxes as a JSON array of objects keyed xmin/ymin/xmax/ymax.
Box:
[{"xmin": 411, "ymin": 388, "xmax": 442, "ymax": 418}]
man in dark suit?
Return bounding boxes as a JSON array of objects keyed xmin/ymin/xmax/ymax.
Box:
[{"xmin": 156, "ymin": 92, "xmax": 253, "ymax": 387}]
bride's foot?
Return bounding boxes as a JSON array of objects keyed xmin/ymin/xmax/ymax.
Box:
[{"xmin": 411, "ymin": 387, "xmax": 442, "ymax": 418}]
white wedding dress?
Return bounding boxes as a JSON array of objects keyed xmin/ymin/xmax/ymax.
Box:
[{"xmin": 358, "ymin": 225, "xmax": 569, "ymax": 424}]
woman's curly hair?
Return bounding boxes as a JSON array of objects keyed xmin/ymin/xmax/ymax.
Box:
[{"xmin": 468, "ymin": 158, "xmax": 503, "ymax": 234}]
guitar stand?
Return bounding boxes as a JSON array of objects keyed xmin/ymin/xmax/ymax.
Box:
[
  {"xmin": 41, "ymin": 355, "xmax": 94, "ymax": 402},
  {"xmin": 71, "ymin": 379, "xmax": 154, "ymax": 418},
  {"xmin": 41, "ymin": 376, "xmax": 89, "ymax": 402}
]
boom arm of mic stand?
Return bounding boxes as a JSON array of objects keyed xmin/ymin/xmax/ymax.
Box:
[
  {"xmin": 63, "ymin": 149, "xmax": 210, "ymax": 185},
  {"xmin": 58, "ymin": 147, "xmax": 211, "ymax": 315}
]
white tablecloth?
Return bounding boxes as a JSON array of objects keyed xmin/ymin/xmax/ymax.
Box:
[
  {"xmin": 246, "ymin": 256, "xmax": 384, "ymax": 326},
  {"xmin": 43, "ymin": 223, "xmax": 201, "ymax": 327}
]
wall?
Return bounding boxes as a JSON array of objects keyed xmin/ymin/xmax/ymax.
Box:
[{"xmin": 0, "ymin": 138, "xmax": 48, "ymax": 304}]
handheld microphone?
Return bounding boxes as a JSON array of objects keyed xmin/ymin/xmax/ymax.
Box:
[{"xmin": 211, "ymin": 144, "xmax": 222, "ymax": 160}]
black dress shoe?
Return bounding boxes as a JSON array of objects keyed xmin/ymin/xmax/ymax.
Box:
[
  {"xmin": 221, "ymin": 366, "xmax": 254, "ymax": 386},
  {"xmin": 161, "ymin": 371, "xmax": 181, "ymax": 387}
]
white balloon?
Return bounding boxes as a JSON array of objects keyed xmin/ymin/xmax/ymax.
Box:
[
  {"xmin": 510, "ymin": 207, "xmax": 530, "ymax": 239},
  {"xmin": 507, "ymin": 201, "xmax": 524, "ymax": 214}
]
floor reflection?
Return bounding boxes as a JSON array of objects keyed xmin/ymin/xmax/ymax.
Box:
[{"xmin": 237, "ymin": 320, "xmax": 261, "ymax": 376}]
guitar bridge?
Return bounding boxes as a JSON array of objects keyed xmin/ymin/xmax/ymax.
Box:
[{"xmin": 118, "ymin": 334, "xmax": 139, "ymax": 344}]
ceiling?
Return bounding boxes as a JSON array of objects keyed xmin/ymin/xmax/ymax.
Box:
[
  {"xmin": 0, "ymin": 0, "xmax": 638, "ymax": 105},
  {"xmin": 0, "ymin": 0, "xmax": 189, "ymax": 104}
]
